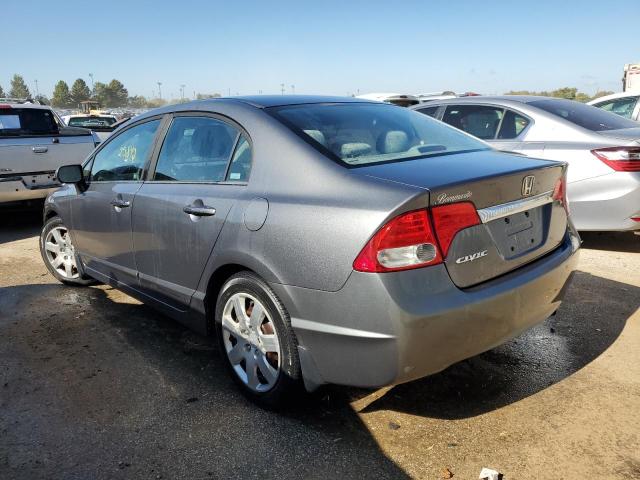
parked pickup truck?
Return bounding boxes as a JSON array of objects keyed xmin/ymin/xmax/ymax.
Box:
[{"xmin": 0, "ymin": 101, "xmax": 97, "ymax": 204}]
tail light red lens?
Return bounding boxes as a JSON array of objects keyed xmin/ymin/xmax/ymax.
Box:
[
  {"xmin": 353, "ymin": 209, "xmax": 443, "ymax": 272},
  {"xmin": 431, "ymin": 202, "xmax": 480, "ymax": 257},
  {"xmin": 552, "ymin": 175, "xmax": 569, "ymax": 214},
  {"xmin": 591, "ymin": 147, "xmax": 640, "ymax": 172}
]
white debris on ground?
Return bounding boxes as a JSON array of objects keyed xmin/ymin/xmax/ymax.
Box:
[{"xmin": 479, "ymin": 467, "xmax": 502, "ymax": 480}]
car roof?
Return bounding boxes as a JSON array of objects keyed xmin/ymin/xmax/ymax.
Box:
[
  {"xmin": 0, "ymin": 102, "xmax": 52, "ymax": 110},
  {"xmin": 230, "ymin": 95, "xmax": 375, "ymax": 108}
]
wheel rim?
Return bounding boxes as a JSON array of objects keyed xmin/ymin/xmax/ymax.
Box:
[
  {"xmin": 44, "ymin": 226, "xmax": 80, "ymax": 279},
  {"xmin": 221, "ymin": 292, "xmax": 281, "ymax": 393}
]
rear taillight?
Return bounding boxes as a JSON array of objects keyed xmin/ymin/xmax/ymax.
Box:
[
  {"xmin": 353, "ymin": 209, "xmax": 443, "ymax": 272},
  {"xmin": 591, "ymin": 147, "xmax": 640, "ymax": 172},
  {"xmin": 0, "ymin": 104, "xmax": 12, "ymax": 109},
  {"xmin": 431, "ymin": 202, "xmax": 480, "ymax": 257},
  {"xmin": 353, "ymin": 202, "xmax": 482, "ymax": 273},
  {"xmin": 552, "ymin": 175, "xmax": 569, "ymax": 214}
]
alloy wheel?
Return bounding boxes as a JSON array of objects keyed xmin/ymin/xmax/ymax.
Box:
[
  {"xmin": 221, "ymin": 292, "xmax": 281, "ymax": 392},
  {"xmin": 44, "ymin": 226, "xmax": 79, "ymax": 279}
]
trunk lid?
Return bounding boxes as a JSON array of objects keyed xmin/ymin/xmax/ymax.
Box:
[{"xmin": 353, "ymin": 150, "xmax": 569, "ymax": 287}]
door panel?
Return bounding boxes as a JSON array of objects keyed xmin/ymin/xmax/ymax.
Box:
[
  {"xmin": 70, "ymin": 119, "xmax": 162, "ymax": 286},
  {"xmin": 72, "ymin": 182, "xmax": 142, "ymax": 285},
  {"xmin": 132, "ymin": 184, "xmax": 243, "ymax": 308}
]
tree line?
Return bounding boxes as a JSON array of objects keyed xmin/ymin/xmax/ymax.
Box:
[
  {"xmin": 1, "ymin": 74, "xmax": 222, "ymax": 109},
  {"xmin": 503, "ymin": 87, "xmax": 614, "ymax": 102},
  {"xmin": 1, "ymin": 74, "xmax": 617, "ymax": 109}
]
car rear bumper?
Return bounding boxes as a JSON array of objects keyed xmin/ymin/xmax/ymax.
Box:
[
  {"xmin": 0, "ymin": 173, "xmax": 59, "ymax": 203},
  {"xmin": 569, "ymin": 172, "xmax": 640, "ymax": 231},
  {"xmin": 270, "ymin": 229, "xmax": 580, "ymax": 390}
]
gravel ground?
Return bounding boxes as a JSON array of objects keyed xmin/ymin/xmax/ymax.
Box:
[{"xmin": 1, "ymin": 204, "xmax": 639, "ymax": 480}]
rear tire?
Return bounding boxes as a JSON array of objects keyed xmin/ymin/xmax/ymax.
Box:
[
  {"xmin": 40, "ymin": 216, "xmax": 95, "ymax": 286},
  {"xmin": 215, "ymin": 271, "xmax": 303, "ymax": 408}
]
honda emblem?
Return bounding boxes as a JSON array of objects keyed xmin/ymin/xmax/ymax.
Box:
[{"xmin": 522, "ymin": 175, "xmax": 535, "ymax": 197}]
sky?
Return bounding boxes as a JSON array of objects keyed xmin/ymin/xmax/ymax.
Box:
[{"xmin": 2, "ymin": 0, "xmax": 639, "ymax": 100}]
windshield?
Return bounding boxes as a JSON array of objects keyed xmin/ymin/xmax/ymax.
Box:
[
  {"xmin": 269, "ymin": 103, "xmax": 489, "ymax": 166},
  {"xmin": 528, "ymin": 99, "xmax": 638, "ymax": 132},
  {"xmin": 68, "ymin": 116, "xmax": 117, "ymax": 128}
]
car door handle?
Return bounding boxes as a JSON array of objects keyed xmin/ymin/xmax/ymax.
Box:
[
  {"xmin": 183, "ymin": 205, "xmax": 216, "ymax": 216},
  {"xmin": 110, "ymin": 199, "xmax": 131, "ymax": 208},
  {"xmin": 32, "ymin": 146, "xmax": 48, "ymax": 153}
]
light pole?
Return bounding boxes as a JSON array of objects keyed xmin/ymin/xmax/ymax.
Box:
[
  {"xmin": 180, "ymin": 84, "xmax": 185, "ymax": 102},
  {"xmin": 291, "ymin": 84, "xmax": 295, "ymax": 94},
  {"xmin": 157, "ymin": 82, "xmax": 162, "ymax": 100},
  {"xmin": 34, "ymin": 79, "xmax": 39, "ymax": 98},
  {"xmin": 280, "ymin": 83, "xmax": 285, "ymax": 95},
  {"xmin": 88, "ymin": 73, "xmax": 94, "ymax": 91}
]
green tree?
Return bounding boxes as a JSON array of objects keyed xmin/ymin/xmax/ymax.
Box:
[
  {"xmin": 127, "ymin": 95, "xmax": 145, "ymax": 108},
  {"xmin": 196, "ymin": 92, "xmax": 221, "ymax": 99},
  {"xmin": 550, "ymin": 87, "xmax": 578, "ymax": 100},
  {"xmin": 70, "ymin": 78, "xmax": 91, "ymax": 106},
  {"xmin": 0, "ymin": 83, "xmax": 5, "ymax": 97},
  {"xmin": 106, "ymin": 79, "xmax": 128, "ymax": 107},
  {"xmin": 51, "ymin": 80, "xmax": 72, "ymax": 107},
  {"xmin": 93, "ymin": 81, "xmax": 108, "ymax": 106},
  {"xmin": 9, "ymin": 74, "xmax": 30, "ymax": 98}
]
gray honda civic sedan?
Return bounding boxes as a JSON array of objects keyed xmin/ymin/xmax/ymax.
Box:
[{"xmin": 41, "ymin": 96, "xmax": 580, "ymax": 407}]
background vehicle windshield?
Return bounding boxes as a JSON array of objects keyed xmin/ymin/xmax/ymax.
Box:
[
  {"xmin": 529, "ymin": 99, "xmax": 638, "ymax": 132},
  {"xmin": 270, "ymin": 103, "xmax": 488, "ymax": 166},
  {"xmin": 68, "ymin": 116, "xmax": 117, "ymax": 128}
]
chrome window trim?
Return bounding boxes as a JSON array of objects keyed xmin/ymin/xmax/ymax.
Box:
[{"xmin": 477, "ymin": 190, "xmax": 554, "ymax": 224}]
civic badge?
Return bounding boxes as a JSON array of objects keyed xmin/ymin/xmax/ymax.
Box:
[{"xmin": 521, "ymin": 175, "xmax": 535, "ymax": 197}]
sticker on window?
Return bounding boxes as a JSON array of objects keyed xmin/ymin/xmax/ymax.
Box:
[
  {"xmin": 229, "ymin": 172, "xmax": 241, "ymax": 180},
  {"xmin": 0, "ymin": 115, "xmax": 21, "ymax": 129}
]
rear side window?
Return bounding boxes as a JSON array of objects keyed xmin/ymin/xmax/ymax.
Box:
[
  {"xmin": 0, "ymin": 108, "xmax": 58, "ymax": 136},
  {"xmin": 497, "ymin": 110, "xmax": 530, "ymax": 139},
  {"xmin": 442, "ymin": 105, "xmax": 504, "ymax": 140},
  {"xmin": 91, "ymin": 120, "xmax": 160, "ymax": 182},
  {"xmin": 154, "ymin": 117, "xmax": 239, "ymax": 182},
  {"xmin": 226, "ymin": 134, "xmax": 252, "ymax": 182},
  {"xmin": 529, "ymin": 98, "xmax": 638, "ymax": 131},
  {"xmin": 416, "ymin": 106, "xmax": 439, "ymax": 118},
  {"xmin": 592, "ymin": 96, "xmax": 639, "ymax": 119}
]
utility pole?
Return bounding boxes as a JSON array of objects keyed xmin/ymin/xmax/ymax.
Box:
[
  {"xmin": 180, "ymin": 84, "xmax": 185, "ymax": 102},
  {"xmin": 157, "ymin": 82, "xmax": 162, "ymax": 100},
  {"xmin": 280, "ymin": 83, "xmax": 285, "ymax": 95}
]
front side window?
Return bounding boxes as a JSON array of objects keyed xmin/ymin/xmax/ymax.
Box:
[
  {"xmin": 529, "ymin": 98, "xmax": 638, "ymax": 131},
  {"xmin": 593, "ymin": 96, "xmax": 639, "ymax": 119},
  {"xmin": 269, "ymin": 103, "xmax": 487, "ymax": 167},
  {"xmin": 442, "ymin": 105, "xmax": 504, "ymax": 140},
  {"xmin": 90, "ymin": 119, "xmax": 160, "ymax": 182},
  {"xmin": 154, "ymin": 117, "xmax": 239, "ymax": 182},
  {"xmin": 497, "ymin": 110, "xmax": 530, "ymax": 139}
]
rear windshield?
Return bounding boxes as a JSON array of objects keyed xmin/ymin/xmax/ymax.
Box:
[
  {"xmin": 269, "ymin": 103, "xmax": 488, "ymax": 166},
  {"xmin": 528, "ymin": 99, "xmax": 638, "ymax": 132},
  {"xmin": 68, "ymin": 116, "xmax": 117, "ymax": 127},
  {"xmin": 0, "ymin": 108, "xmax": 58, "ymax": 136}
]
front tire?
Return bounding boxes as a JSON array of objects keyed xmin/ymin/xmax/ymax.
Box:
[
  {"xmin": 215, "ymin": 271, "xmax": 302, "ymax": 408},
  {"xmin": 40, "ymin": 216, "xmax": 94, "ymax": 286}
]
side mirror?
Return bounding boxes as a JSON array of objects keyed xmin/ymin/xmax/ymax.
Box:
[{"xmin": 56, "ymin": 164, "xmax": 83, "ymax": 184}]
